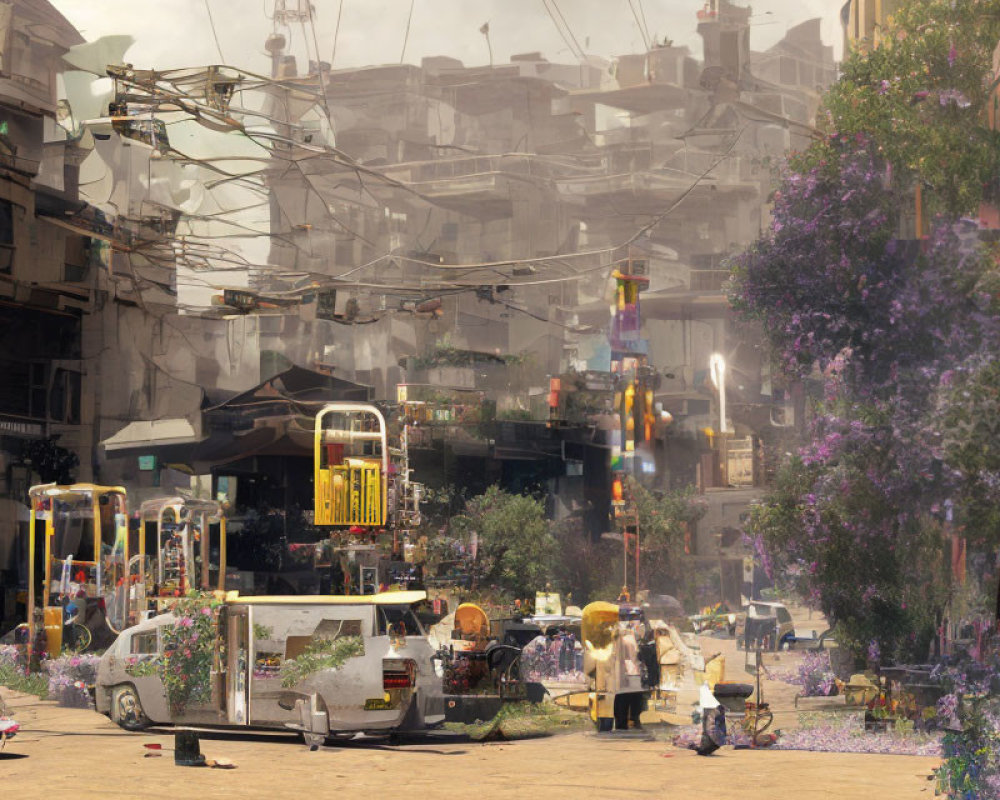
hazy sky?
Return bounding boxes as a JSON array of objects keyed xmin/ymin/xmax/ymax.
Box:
[{"xmin": 51, "ymin": 0, "xmax": 845, "ymax": 76}]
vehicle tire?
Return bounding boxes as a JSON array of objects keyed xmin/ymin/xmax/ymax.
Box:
[{"xmin": 111, "ymin": 684, "xmax": 152, "ymax": 731}]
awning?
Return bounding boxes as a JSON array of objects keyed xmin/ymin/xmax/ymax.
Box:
[{"xmin": 101, "ymin": 418, "xmax": 203, "ymax": 452}]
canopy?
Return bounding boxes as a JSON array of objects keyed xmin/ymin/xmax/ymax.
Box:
[
  {"xmin": 101, "ymin": 418, "xmax": 203, "ymax": 452},
  {"xmin": 138, "ymin": 496, "xmax": 224, "ymax": 519}
]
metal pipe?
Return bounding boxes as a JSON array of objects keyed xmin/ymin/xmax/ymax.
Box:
[
  {"xmin": 218, "ymin": 516, "xmax": 227, "ymax": 592},
  {"xmin": 27, "ymin": 505, "xmax": 35, "ymax": 660},
  {"xmin": 200, "ymin": 512, "xmax": 209, "ymax": 590},
  {"xmin": 43, "ymin": 505, "xmax": 53, "ymax": 608},
  {"xmin": 321, "ymin": 430, "xmax": 384, "ymax": 443}
]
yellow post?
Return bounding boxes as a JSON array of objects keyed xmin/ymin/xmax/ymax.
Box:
[
  {"xmin": 27, "ymin": 505, "xmax": 36, "ymax": 659},
  {"xmin": 42, "ymin": 506, "xmax": 53, "ymax": 608},
  {"xmin": 200, "ymin": 512, "xmax": 209, "ymax": 589},
  {"xmin": 92, "ymin": 494, "xmax": 100, "ymax": 592},
  {"xmin": 217, "ymin": 516, "xmax": 227, "ymax": 591}
]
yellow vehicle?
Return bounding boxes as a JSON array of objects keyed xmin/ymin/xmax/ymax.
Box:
[
  {"xmin": 26, "ymin": 483, "xmax": 131, "ymax": 657},
  {"xmin": 137, "ymin": 497, "xmax": 227, "ymax": 603},
  {"xmin": 582, "ymin": 601, "xmax": 646, "ymax": 732}
]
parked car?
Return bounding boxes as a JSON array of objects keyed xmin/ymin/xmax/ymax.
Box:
[
  {"xmin": 735, "ymin": 601, "xmax": 795, "ymax": 651},
  {"xmin": 688, "ymin": 603, "xmax": 737, "ymax": 636}
]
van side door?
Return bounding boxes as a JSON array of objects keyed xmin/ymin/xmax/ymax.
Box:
[{"xmin": 226, "ymin": 605, "xmax": 250, "ymax": 725}]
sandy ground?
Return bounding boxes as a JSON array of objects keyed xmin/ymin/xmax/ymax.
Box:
[{"xmin": 1, "ymin": 632, "xmax": 941, "ymax": 800}]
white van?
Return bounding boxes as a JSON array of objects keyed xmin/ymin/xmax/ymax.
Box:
[{"xmin": 95, "ymin": 592, "xmax": 445, "ymax": 745}]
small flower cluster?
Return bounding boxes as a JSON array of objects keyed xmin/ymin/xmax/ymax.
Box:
[
  {"xmin": 519, "ymin": 635, "xmax": 584, "ymax": 684},
  {"xmin": 772, "ymin": 650, "xmax": 838, "ymax": 697},
  {"xmin": 44, "ymin": 653, "xmax": 101, "ymax": 708},
  {"xmin": 773, "ymin": 712, "xmax": 942, "ymax": 756},
  {"xmin": 933, "ymin": 638, "xmax": 1000, "ymax": 799},
  {"xmin": 0, "ymin": 644, "xmax": 20, "ymax": 673}
]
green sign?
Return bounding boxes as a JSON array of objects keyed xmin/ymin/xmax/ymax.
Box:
[{"xmin": 138, "ymin": 455, "xmax": 157, "ymax": 471}]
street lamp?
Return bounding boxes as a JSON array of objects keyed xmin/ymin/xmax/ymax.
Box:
[{"xmin": 709, "ymin": 353, "xmax": 729, "ymax": 434}]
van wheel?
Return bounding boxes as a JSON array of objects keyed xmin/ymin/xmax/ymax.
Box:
[{"xmin": 111, "ymin": 684, "xmax": 151, "ymax": 731}]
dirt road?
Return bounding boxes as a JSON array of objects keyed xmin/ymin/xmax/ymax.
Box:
[{"xmin": 1, "ymin": 686, "xmax": 939, "ymax": 800}]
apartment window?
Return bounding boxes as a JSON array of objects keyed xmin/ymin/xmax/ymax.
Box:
[
  {"xmin": 49, "ymin": 368, "xmax": 81, "ymax": 424},
  {"xmin": 28, "ymin": 362, "xmax": 47, "ymax": 419}
]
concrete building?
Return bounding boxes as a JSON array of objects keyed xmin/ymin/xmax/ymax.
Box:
[
  {"xmin": 0, "ymin": 0, "xmax": 92, "ymax": 630},
  {"xmin": 250, "ymin": 0, "xmax": 834, "ymax": 555},
  {"xmin": 9, "ymin": 1, "xmax": 836, "ymax": 606}
]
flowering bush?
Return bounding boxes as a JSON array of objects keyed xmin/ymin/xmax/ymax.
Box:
[
  {"xmin": 773, "ymin": 651, "xmax": 838, "ymax": 697},
  {"xmin": 0, "ymin": 644, "xmax": 47, "ymax": 698},
  {"xmin": 735, "ymin": 141, "xmax": 1000, "ymax": 662},
  {"xmin": 932, "ymin": 634, "xmax": 1000, "ymax": 799},
  {"xmin": 44, "ymin": 653, "xmax": 100, "ymax": 708},
  {"xmin": 161, "ymin": 591, "xmax": 223, "ymax": 714},
  {"xmin": 821, "ymin": 0, "xmax": 1000, "ymax": 216}
]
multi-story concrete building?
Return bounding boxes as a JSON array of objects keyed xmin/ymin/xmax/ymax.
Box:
[
  {"xmin": 25, "ymin": 1, "xmax": 835, "ymax": 603},
  {"xmin": 0, "ymin": 0, "xmax": 95, "ymax": 630},
  {"xmin": 251, "ymin": 1, "xmax": 834, "ymax": 556}
]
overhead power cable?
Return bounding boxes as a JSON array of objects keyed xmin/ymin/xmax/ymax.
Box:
[
  {"xmin": 331, "ymin": 0, "xmax": 345, "ymax": 65},
  {"xmin": 541, "ymin": 0, "xmax": 585, "ymax": 62},
  {"xmin": 626, "ymin": 0, "xmax": 650, "ymax": 50},
  {"xmin": 204, "ymin": 0, "xmax": 226, "ymax": 63},
  {"xmin": 400, "ymin": 0, "xmax": 415, "ymax": 64}
]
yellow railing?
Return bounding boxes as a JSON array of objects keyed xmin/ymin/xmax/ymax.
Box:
[{"xmin": 315, "ymin": 461, "xmax": 384, "ymax": 526}]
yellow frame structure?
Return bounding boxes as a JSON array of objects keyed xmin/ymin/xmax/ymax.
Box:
[
  {"xmin": 27, "ymin": 483, "xmax": 128, "ymax": 658},
  {"xmin": 314, "ymin": 404, "xmax": 388, "ymax": 527},
  {"xmin": 138, "ymin": 496, "xmax": 228, "ymax": 600}
]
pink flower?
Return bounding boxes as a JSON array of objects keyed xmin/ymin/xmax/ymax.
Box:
[
  {"xmin": 178, "ymin": 617, "xmax": 194, "ymax": 628},
  {"xmin": 201, "ymin": 607, "xmax": 212, "ymax": 616}
]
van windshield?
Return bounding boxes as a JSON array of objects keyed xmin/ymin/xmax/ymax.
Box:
[{"xmin": 377, "ymin": 605, "xmax": 424, "ymax": 636}]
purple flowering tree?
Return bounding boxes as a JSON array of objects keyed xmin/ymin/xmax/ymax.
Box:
[{"xmin": 733, "ymin": 136, "xmax": 1000, "ymax": 663}]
